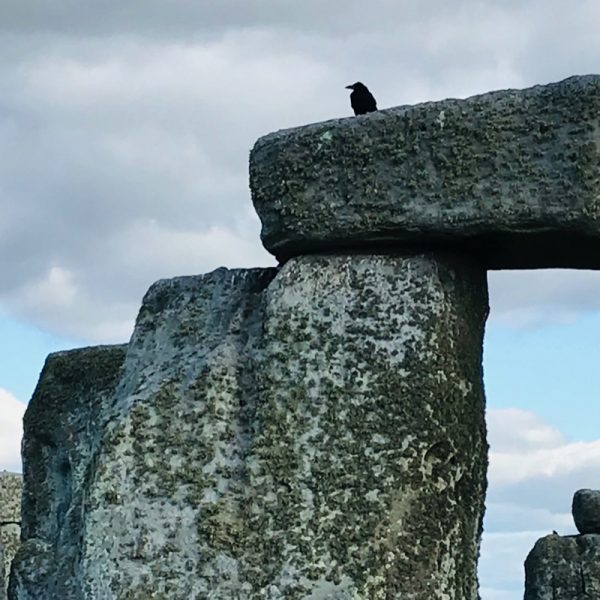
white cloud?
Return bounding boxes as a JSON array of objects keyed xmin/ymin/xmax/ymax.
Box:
[
  {"xmin": 491, "ymin": 439, "xmax": 600, "ymax": 487},
  {"xmin": 487, "ymin": 408, "xmax": 566, "ymax": 453},
  {"xmin": 489, "ymin": 270, "xmax": 600, "ymax": 329},
  {"xmin": 479, "ymin": 587, "xmax": 523, "ymax": 600},
  {"xmin": 488, "ymin": 408, "xmax": 600, "ymax": 488},
  {"xmin": 0, "ymin": 388, "xmax": 24, "ymax": 472}
]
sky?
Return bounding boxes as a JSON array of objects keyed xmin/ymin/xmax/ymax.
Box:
[{"xmin": 0, "ymin": 1, "xmax": 599, "ymax": 598}]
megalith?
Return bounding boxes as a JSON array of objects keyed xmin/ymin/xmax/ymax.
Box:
[
  {"xmin": 9, "ymin": 345, "xmax": 127, "ymax": 599},
  {"xmin": 244, "ymin": 254, "xmax": 487, "ymax": 599},
  {"xmin": 524, "ymin": 490, "xmax": 600, "ymax": 598},
  {"xmin": 524, "ymin": 534, "xmax": 600, "ymax": 599}
]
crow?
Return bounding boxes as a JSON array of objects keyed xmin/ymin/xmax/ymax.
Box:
[{"xmin": 346, "ymin": 82, "xmax": 377, "ymax": 115}]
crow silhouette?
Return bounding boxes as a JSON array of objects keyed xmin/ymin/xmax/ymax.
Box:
[{"xmin": 346, "ymin": 82, "xmax": 377, "ymax": 115}]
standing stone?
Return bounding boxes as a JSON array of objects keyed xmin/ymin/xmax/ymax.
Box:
[
  {"xmin": 74, "ymin": 254, "xmax": 487, "ymax": 599},
  {"xmin": 78, "ymin": 268, "xmax": 277, "ymax": 599},
  {"xmin": 8, "ymin": 345, "xmax": 127, "ymax": 600},
  {"xmin": 524, "ymin": 534, "xmax": 600, "ymax": 599},
  {"xmin": 0, "ymin": 473, "xmax": 22, "ymax": 600},
  {"xmin": 572, "ymin": 489, "xmax": 600, "ymax": 534},
  {"xmin": 246, "ymin": 253, "xmax": 488, "ymax": 599}
]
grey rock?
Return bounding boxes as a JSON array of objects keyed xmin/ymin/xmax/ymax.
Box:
[
  {"xmin": 250, "ymin": 75, "xmax": 600, "ymax": 269},
  {"xmin": 8, "ymin": 345, "xmax": 127, "ymax": 600},
  {"xmin": 0, "ymin": 526, "xmax": 20, "ymax": 600},
  {"xmin": 7, "ymin": 540, "xmax": 53, "ymax": 600},
  {"xmin": 0, "ymin": 544, "xmax": 4, "ymax": 600},
  {"xmin": 573, "ymin": 489, "xmax": 600, "ymax": 534},
  {"xmin": 0, "ymin": 473, "xmax": 22, "ymax": 600},
  {"xmin": 74, "ymin": 256, "xmax": 487, "ymax": 599},
  {"xmin": 524, "ymin": 534, "xmax": 600, "ymax": 599},
  {"xmin": 78, "ymin": 267, "xmax": 277, "ymax": 599},
  {"xmin": 0, "ymin": 473, "xmax": 21, "ymax": 524}
]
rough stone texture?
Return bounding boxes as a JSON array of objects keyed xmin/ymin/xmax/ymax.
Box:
[
  {"xmin": 250, "ymin": 75, "xmax": 600, "ymax": 269},
  {"xmin": 524, "ymin": 534, "xmax": 600, "ymax": 599},
  {"xmin": 0, "ymin": 474, "xmax": 21, "ymax": 524},
  {"xmin": 73, "ymin": 256, "xmax": 487, "ymax": 599},
  {"xmin": 8, "ymin": 345, "xmax": 127, "ymax": 600},
  {"xmin": 0, "ymin": 544, "xmax": 4, "ymax": 600},
  {"xmin": 572, "ymin": 489, "xmax": 600, "ymax": 534},
  {"xmin": 0, "ymin": 472, "xmax": 22, "ymax": 600},
  {"xmin": 78, "ymin": 267, "xmax": 277, "ymax": 599}
]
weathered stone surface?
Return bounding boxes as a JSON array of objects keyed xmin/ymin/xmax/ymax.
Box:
[
  {"xmin": 0, "ymin": 472, "xmax": 22, "ymax": 600},
  {"xmin": 8, "ymin": 345, "xmax": 127, "ymax": 600},
  {"xmin": 573, "ymin": 489, "xmax": 600, "ymax": 534},
  {"xmin": 0, "ymin": 474, "xmax": 21, "ymax": 525},
  {"xmin": 524, "ymin": 534, "xmax": 600, "ymax": 599},
  {"xmin": 244, "ymin": 254, "xmax": 488, "ymax": 599},
  {"xmin": 78, "ymin": 267, "xmax": 277, "ymax": 599},
  {"xmin": 250, "ymin": 75, "xmax": 600, "ymax": 269},
  {"xmin": 74, "ymin": 255, "xmax": 487, "ymax": 599},
  {"xmin": 0, "ymin": 544, "xmax": 4, "ymax": 600}
]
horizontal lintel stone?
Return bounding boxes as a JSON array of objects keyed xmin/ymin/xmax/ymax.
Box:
[{"xmin": 250, "ymin": 75, "xmax": 600, "ymax": 269}]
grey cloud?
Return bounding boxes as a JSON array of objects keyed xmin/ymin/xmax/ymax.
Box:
[
  {"xmin": 488, "ymin": 471, "xmax": 597, "ymax": 519},
  {"xmin": 484, "ymin": 502, "xmax": 571, "ymax": 535},
  {"xmin": 0, "ymin": 1, "xmax": 523, "ymax": 39},
  {"xmin": 488, "ymin": 270, "xmax": 600, "ymax": 328},
  {"xmin": 1, "ymin": 2, "xmax": 600, "ymax": 343}
]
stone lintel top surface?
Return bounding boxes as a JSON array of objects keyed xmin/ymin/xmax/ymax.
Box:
[{"xmin": 250, "ymin": 75, "xmax": 600, "ymax": 269}]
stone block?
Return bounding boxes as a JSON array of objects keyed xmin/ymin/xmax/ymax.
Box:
[
  {"xmin": 9, "ymin": 345, "xmax": 127, "ymax": 600},
  {"xmin": 250, "ymin": 75, "xmax": 600, "ymax": 269},
  {"xmin": 524, "ymin": 534, "xmax": 600, "ymax": 599},
  {"xmin": 573, "ymin": 489, "xmax": 600, "ymax": 534}
]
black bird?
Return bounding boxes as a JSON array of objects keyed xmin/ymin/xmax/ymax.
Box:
[{"xmin": 346, "ymin": 82, "xmax": 377, "ymax": 115}]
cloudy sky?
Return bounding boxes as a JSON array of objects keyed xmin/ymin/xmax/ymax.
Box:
[{"xmin": 1, "ymin": 1, "xmax": 600, "ymax": 598}]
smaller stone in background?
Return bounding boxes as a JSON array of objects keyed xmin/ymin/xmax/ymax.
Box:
[
  {"xmin": 0, "ymin": 472, "xmax": 23, "ymax": 600},
  {"xmin": 572, "ymin": 489, "xmax": 600, "ymax": 535},
  {"xmin": 524, "ymin": 534, "xmax": 600, "ymax": 599}
]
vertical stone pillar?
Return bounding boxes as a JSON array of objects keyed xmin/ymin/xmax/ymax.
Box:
[
  {"xmin": 243, "ymin": 253, "xmax": 488, "ymax": 599},
  {"xmin": 8, "ymin": 345, "xmax": 127, "ymax": 600}
]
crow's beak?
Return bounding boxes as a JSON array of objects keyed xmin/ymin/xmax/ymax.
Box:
[{"xmin": 345, "ymin": 85, "xmax": 353, "ymax": 89}]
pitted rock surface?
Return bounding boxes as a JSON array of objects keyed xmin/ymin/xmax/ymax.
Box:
[
  {"xmin": 0, "ymin": 473, "xmax": 22, "ymax": 600},
  {"xmin": 0, "ymin": 474, "xmax": 21, "ymax": 525},
  {"xmin": 524, "ymin": 534, "xmax": 600, "ymax": 599},
  {"xmin": 573, "ymin": 489, "xmax": 600, "ymax": 534},
  {"xmin": 78, "ymin": 268, "xmax": 277, "ymax": 599},
  {"xmin": 246, "ymin": 253, "xmax": 488, "ymax": 599},
  {"xmin": 8, "ymin": 345, "xmax": 127, "ymax": 600},
  {"xmin": 250, "ymin": 75, "xmax": 600, "ymax": 268},
  {"xmin": 70, "ymin": 257, "xmax": 487, "ymax": 599}
]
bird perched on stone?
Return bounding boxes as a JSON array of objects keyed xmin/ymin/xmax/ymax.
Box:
[{"xmin": 346, "ymin": 82, "xmax": 377, "ymax": 115}]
